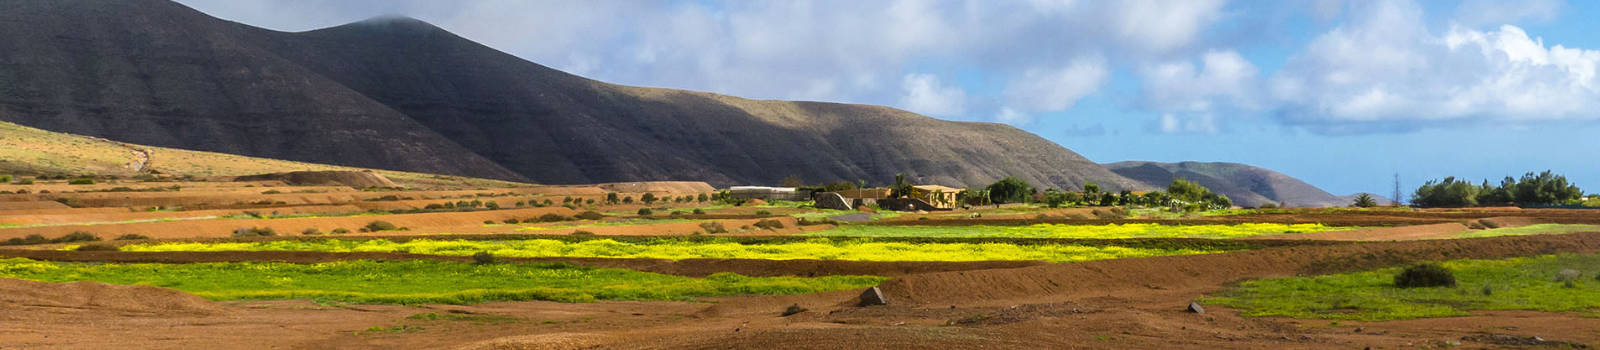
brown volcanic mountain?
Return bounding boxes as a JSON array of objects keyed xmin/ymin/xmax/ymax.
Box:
[
  {"xmin": 0, "ymin": 0, "xmax": 1139, "ymax": 190},
  {"xmin": 1104, "ymin": 161, "xmax": 1380, "ymax": 208}
]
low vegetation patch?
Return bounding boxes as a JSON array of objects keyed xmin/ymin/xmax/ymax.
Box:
[
  {"xmin": 810, "ymin": 223, "xmax": 1339, "ymax": 239},
  {"xmin": 1204, "ymin": 254, "xmax": 1600, "ymax": 321},
  {"xmin": 0, "ymin": 258, "xmax": 885, "ymax": 305},
  {"xmin": 1458, "ymin": 224, "xmax": 1600, "ymax": 238},
  {"xmin": 121, "ymin": 237, "xmax": 1233, "ymax": 263}
]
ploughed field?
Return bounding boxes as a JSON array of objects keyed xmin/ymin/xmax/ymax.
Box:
[{"xmin": 3, "ymin": 179, "xmax": 1600, "ymax": 349}]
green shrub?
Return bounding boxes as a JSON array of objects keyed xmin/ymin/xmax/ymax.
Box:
[
  {"xmin": 232, "ymin": 227, "xmax": 276, "ymax": 237},
  {"xmin": 55, "ymin": 231, "xmax": 101, "ymax": 243},
  {"xmin": 68, "ymin": 177, "xmax": 95, "ymax": 185},
  {"xmin": 538, "ymin": 213, "xmax": 568, "ymax": 222},
  {"xmin": 14, "ymin": 178, "xmax": 33, "ymax": 185},
  {"xmin": 0, "ymin": 175, "xmax": 10, "ymax": 183},
  {"xmin": 302, "ymin": 228, "xmax": 322, "ymax": 236},
  {"xmin": 75, "ymin": 243, "xmax": 119, "ymax": 251},
  {"xmin": 753, "ymin": 219, "xmax": 785, "ymax": 230},
  {"xmin": 484, "ymin": 220, "xmax": 496, "ymax": 225},
  {"xmin": 693, "ymin": 209, "xmax": 706, "ymax": 215},
  {"xmin": 575, "ymin": 211, "xmax": 605, "ymax": 220},
  {"xmin": 698, "ymin": 222, "xmax": 728, "ymax": 234},
  {"xmin": 1259, "ymin": 202, "xmax": 1280, "ymax": 209},
  {"xmin": 502, "ymin": 219, "xmax": 519, "ymax": 224},
  {"xmin": 472, "ymin": 251, "xmax": 496, "ymax": 265},
  {"xmin": 1394, "ymin": 263, "xmax": 1455, "ymax": 288},
  {"xmin": 637, "ymin": 208, "xmax": 653, "ymax": 216},
  {"xmin": 114, "ymin": 234, "xmax": 151, "ymax": 241},
  {"xmin": 363, "ymin": 221, "xmax": 399, "ymax": 232},
  {"xmin": 755, "ymin": 210, "xmax": 771, "ymax": 216},
  {"xmin": 331, "ymin": 228, "xmax": 351, "ymax": 234}
]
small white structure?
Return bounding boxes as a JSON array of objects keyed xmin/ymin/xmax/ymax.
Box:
[{"xmin": 727, "ymin": 186, "xmax": 810, "ymax": 201}]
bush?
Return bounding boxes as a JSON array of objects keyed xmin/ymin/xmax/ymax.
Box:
[
  {"xmin": 637, "ymin": 208, "xmax": 654, "ymax": 216},
  {"xmin": 575, "ymin": 211, "xmax": 605, "ymax": 220},
  {"xmin": 781, "ymin": 304, "xmax": 807, "ymax": 317},
  {"xmin": 3, "ymin": 234, "xmax": 50, "ymax": 246},
  {"xmin": 538, "ymin": 213, "xmax": 569, "ymax": 222},
  {"xmin": 331, "ymin": 228, "xmax": 351, "ymax": 234},
  {"xmin": 753, "ymin": 219, "xmax": 785, "ymax": 230},
  {"xmin": 693, "ymin": 208, "xmax": 706, "ymax": 215},
  {"xmin": 484, "ymin": 220, "xmax": 496, "ymax": 225},
  {"xmin": 0, "ymin": 175, "xmax": 9, "ymax": 183},
  {"xmin": 68, "ymin": 177, "xmax": 95, "ymax": 185},
  {"xmin": 1394, "ymin": 263, "xmax": 1456, "ymax": 288},
  {"xmin": 55, "ymin": 231, "xmax": 101, "ymax": 243},
  {"xmin": 302, "ymin": 228, "xmax": 322, "ymax": 236},
  {"xmin": 1259, "ymin": 202, "xmax": 1280, "ymax": 209},
  {"xmin": 232, "ymin": 227, "xmax": 277, "ymax": 237},
  {"xmin": 755, "ymin": 210, "xmax": 771, "ymax": 216},
  {"xmin": 75, "ymin": 243, "xmax": 119, "ymax": 251},
  {"xmin": 699, "ymin": 222, "xmax": 728, "ymax": 234},
  {"xmin": 362, "ymin": 221, "xmax": 399, "ymax": 232},
  {"xmin": 986, "ymin": 176, "xmax": 1034, "ymax": 204},
  {"xmin": 502, "ymin": 219, "xmax": 520, "ymax": 224},
  {"xmin": 472, "ymin": 251, "xmax": 496, "ymax": 265},
  {"xmin": 114, "ymin": 234, "xmax": 151, "ymax": 240},
  {"xmin": 14, "ymin": 178, "xmax": 33, "ymax": 185}
]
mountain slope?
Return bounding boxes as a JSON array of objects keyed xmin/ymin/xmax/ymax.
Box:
[
  {"xmin": 1105, "ymin": 161, "xmax": 1350, "ymax": 208},
  {"xmin": 0, "ymin": 0, "xmax": 1139, "ymax": 190},
  {"xmin": 0, "ymin": 120, "xmax": 524, "ymax": 188}
]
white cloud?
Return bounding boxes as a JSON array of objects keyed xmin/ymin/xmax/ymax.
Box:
[
  {"xmin": 898, "ymin": 73, "xmax": 967, "ymax": 117},
  {"xmin": 1004, "ymin": 55, "xmax": 1110, "ymax": 114},
  {"xmin": 1140, "ymin": 49, "xmax": 1259, "ymax": 112},
  {"xmin": 1158, "ymin": 113, "xmax": 1220, "ymax": 134},
  {"xmin": 1111, "ymin": 0, "xmax": 1227, "ymax": 54},
  {"xmin": 995, "ymin": 108, "xmax": 1033, "ymax": 126},
  {"xmin": 1267, "ymin": 0, "xmax": 1600, "ymax": 127},
  {"xmin": 1453, "ymin": 0, "xmax": 1563, "ymax": 28}
]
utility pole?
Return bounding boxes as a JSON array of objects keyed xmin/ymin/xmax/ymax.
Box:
[{"xmin": 1392, "ymin": 173, "xmax": 1402, "ymax": 206}]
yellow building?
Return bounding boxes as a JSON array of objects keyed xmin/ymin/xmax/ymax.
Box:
[{"xmin": 910, "ymin": 185, "xmax": 962, "ymax": 209}]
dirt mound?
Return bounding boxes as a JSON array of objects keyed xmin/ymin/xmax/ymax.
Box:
[
  {"xmin": 233, "ymin": 171, "xmax": 397, "ymax": 188},
  {"xmin": 1473, "ymin": 216, "xmax": 1544, "ymax": 229},
  {"xmin": 0, "ymin": 277, "xmax": 222, "ymax": 315},
  {"xmin": 595, "ymin": 182, "xmax": 715, "ymax": 194}
]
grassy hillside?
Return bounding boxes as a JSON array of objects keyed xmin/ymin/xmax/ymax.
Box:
[{"xmin": 0, "ymin": 121, "xmax": 526, "ymax": 188}]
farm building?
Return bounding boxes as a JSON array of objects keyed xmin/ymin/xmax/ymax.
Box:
[
  {"xmin": 726, "ymin": 186, "xmax": 811, "ymax": 201},
  {"xmin": 910, "ymin": 185, "xmax": 962, "ymax": 209},
  {"xmin": 834, "ymin": 188, "xmax": 891, "ymax": 200}
]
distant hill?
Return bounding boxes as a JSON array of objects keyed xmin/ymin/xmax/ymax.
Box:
[
  {"xmin": 1104, "ymin": 161, "xmax": 1365, "ymax": 208},
  {"xmin": 0, "ymin": 0, "xmax": 1141, "ymax": 191}
]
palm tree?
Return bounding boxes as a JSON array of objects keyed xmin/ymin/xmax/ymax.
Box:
[{"xmin": 1352, "ymin": 193, "xmax": 1378, "ymax": 208}]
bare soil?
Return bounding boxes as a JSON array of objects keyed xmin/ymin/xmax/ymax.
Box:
[{"xmin": 3, "ymin": 233, "xmax": 1600, "ymax": 349}]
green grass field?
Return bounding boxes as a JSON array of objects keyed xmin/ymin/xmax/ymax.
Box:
[
  {"xmin": 1204, "ymin": 254, "xmax": 1600, "ymax": 321},
  {"xmin": 809, "ymin": 223, "xmax": 1340, "ymax": 239},
  {"xmin": 1458, "ymin": 224, "xmax": 1600, "ymax": 238},
  {"xmin": 120, "ymin": 237, "xmax": 1234, "ymax": 262},
  {"xmin": 0, "ymin": 258, "xmax": 884, "ymax": 305}
]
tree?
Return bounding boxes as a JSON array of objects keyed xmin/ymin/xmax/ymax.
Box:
[
  {"xmin": 1042, "ymin": 189, "xmax": 1069, "ymax": 208},
  {"xmin": 1352, "ymin": 193, "xmax": 1378, "ymax": 208},
  {"xmin": 606, "ymin": 193, "xmax": 620, "ymax": 204},
  {"xmin": 641, "ymin": 193, "xmax": 658, "ymax": 204},
  {"xmin": 780, "ymin": 174, "xmax": 804, "ymax": 187},
  {"xmin": 1167, "ymin": 179, "xmax": 1231, "ymax": 210},
  {"xmin": 696, "ymin": 193, "xmax": 709, "ymax": 202},
  {"xmin": 1508, "ymin": 170, "xmax": 1583, "ymax": 206},
  {"xmin": 1081, "ymin": 182, "xmax": 1100, "ymax": 200},
  {"xmin": 889, "ymin": 173, "xmax": 914, "ymax": 199},
  {"xmin": 1474, "ymin": 178, "xmax": 1514, "ymax": 206},
  {"xmin": 1412, "ymin": 177, "xmax": 1478, "ymax": 207},
  {"xmin": 985, "ymin": 177, "xmax": 1033, "ymax": 204}
]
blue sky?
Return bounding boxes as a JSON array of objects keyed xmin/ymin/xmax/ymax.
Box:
[{"xmin": 175, "ymin": 0, "xmax": 1600, "ymax": 199}]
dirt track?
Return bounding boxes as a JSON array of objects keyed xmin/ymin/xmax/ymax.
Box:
[{"xmin": 5, "ymin": 232, "xmax": 1600, "ymax": 349}]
